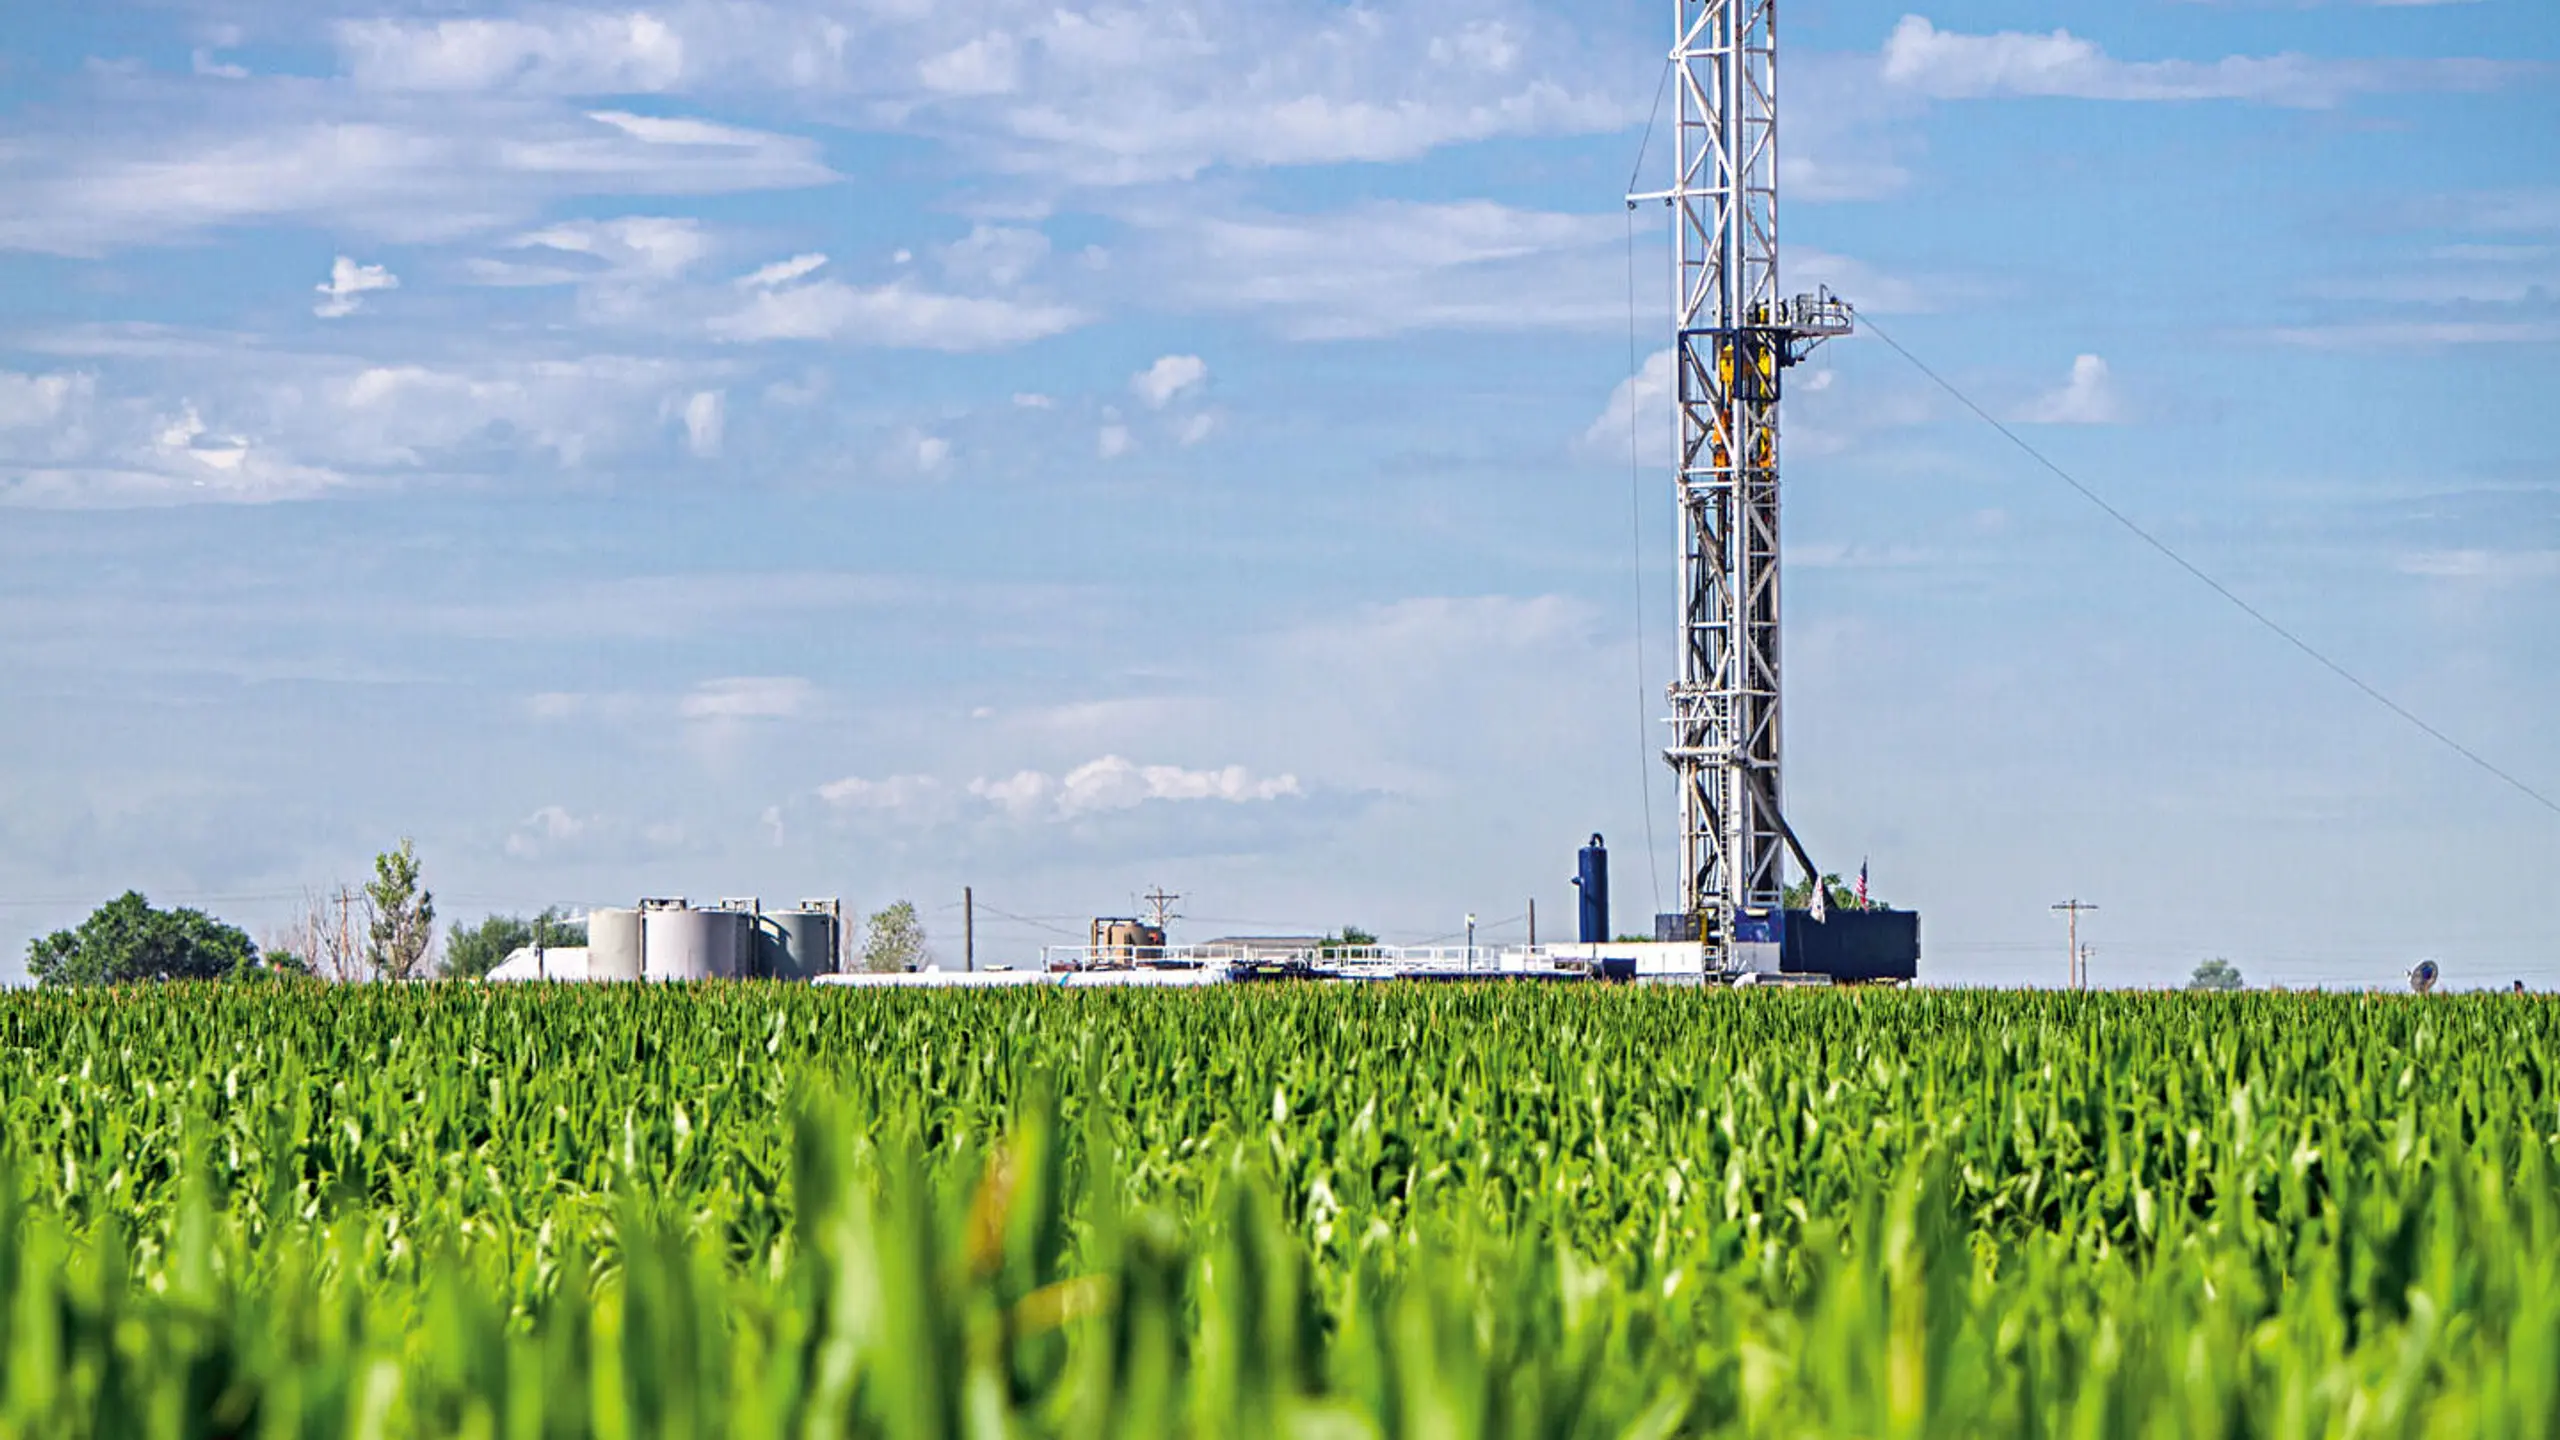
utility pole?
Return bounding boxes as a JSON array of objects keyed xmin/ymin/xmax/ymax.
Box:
[
  {"xmin": 1141, "ymin": 886, "xmax": 1180, "ymax": 931},
  {"xmin": 963, "ymin": 886, "xmax": 974, "ymax": 972},
  {"xmin": 1465, "ymin": 912, "xmax": 1477, "ymax": 972},
  {"xmin": 1527, "ymin": 897, "xmax": 1537, "ymax": 948},
  {"xmin": 2052, "ymin": 899, "xmax": 2098, "ymax": 990}
]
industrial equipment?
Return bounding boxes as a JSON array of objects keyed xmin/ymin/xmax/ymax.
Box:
[
  {"xmin": 1566, "ymin": 830, "xmax": 1607, "ymax": 942},
  {"xmin": 1628, "ymin": 0, "xmax": 1917, "ymax": 982}
]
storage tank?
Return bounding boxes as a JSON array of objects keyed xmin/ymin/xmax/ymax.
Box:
[
  {"xmin": 644, "ymin": 906, "xmax": 747, "ymax": 980},
  {"xmin": 759, "ymin": 909, "xmax": 837, "ymax": 980},
  {"xmin": 588, "ymin": 907, "xmax": 644, "ymax": 981}
]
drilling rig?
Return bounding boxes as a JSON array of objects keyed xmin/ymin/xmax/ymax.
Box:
[{"xmin": 1629, "ymin": 0, "xmax": 1919, "ymax": 982}]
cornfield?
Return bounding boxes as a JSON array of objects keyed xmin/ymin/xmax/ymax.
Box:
[{"xmin": 0, "ymin": 983, "xmax": 2553, "ymax": 1437}]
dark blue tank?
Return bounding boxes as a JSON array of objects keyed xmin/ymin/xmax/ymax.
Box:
[{"xmin": 1574, "ymin": 833, "xmax": 1609, "ymax": 944}]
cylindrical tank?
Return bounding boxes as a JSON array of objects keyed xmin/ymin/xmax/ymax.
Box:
[
  {"xmin": 588, "ymin": 907, "xmax": 644, "ymax": 981},
  {"xmin": 1575, "ymin": 833, "xmax": 1610, "ymax": 944},
  {"xmin": 644, "ymin": 907, "xmax": 747, "ymax": 980},
  {"xmin": 759, "ymin": 910, "xmax": 837, "ymax": 980}
]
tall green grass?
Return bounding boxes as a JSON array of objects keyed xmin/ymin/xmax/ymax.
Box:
[{"xmin": 0, "ymin": 985, "xmax": 2552, "ymax": 1435}]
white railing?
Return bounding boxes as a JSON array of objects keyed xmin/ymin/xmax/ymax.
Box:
[{"xmin": 1034, "ymin": 943, "xmax": 1600, "ymax": 977}]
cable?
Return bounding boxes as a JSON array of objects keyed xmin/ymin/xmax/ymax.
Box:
[
  {"xmin": 1857, "ymin": 309, "xmax": 2560, "ymax": 823},
  {"xmin": 1622, "ymin": 56, "xmax": 1673, "ymax": 919}
]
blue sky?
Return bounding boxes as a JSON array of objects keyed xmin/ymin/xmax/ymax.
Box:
[{"xmin": 1, "ymin": 0, "xmax": 2554, "ymax": 988}]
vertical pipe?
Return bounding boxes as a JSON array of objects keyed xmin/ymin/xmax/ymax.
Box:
[{"xmin": 964, "ymin": 886, "xmax": 975, "ymax": 972}]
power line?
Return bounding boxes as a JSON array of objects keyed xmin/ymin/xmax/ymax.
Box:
[
  {"xmin": 1620, "ymin": 59, "xmax": 1673, "ymax": 920},
  {"xmin": 1857, "ymin": 310, "xmax": 2560, "ymax": 822}
]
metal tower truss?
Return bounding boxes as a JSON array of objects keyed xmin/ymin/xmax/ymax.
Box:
[{"xmin": 1632, "ymin": 0, "xmax": 1851, "ymax": 967}]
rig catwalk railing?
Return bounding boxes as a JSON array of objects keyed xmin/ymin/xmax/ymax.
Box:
[{"xmin": 804, "ymin": 942, "xmax": 1852, "ymax": 988}]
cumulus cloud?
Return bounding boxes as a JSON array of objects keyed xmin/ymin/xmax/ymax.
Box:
[
  {"xmin": 1880, "ymin": 15, "xmax": 2522, "ymax": 108},
  {"xmin": 918, "ymin": 34, "xmax": 1021, "ymax": 97},
  {"xmin": 679, "ymin": 390, "xmax": 724, "ymax": 457},
  {"xmin": 1175, "ymin": 412, "xmax": 1217, "ymax": 447},
  {"xmin": 1097, "ymin": 422, "xmax": 1133, "ymax": 459},
  {"xmin": 938, "ymin": 224, "xmax": 1050, "ymax": 288},
  {"xmin": 503, "ymin": 804, "xmax": 589, "ymax": 859},
  {"xmin": 912, "ymin": 434, "xmax": 951, "ymax": 472},
  {"xmin": 969, "ymin": 756, "xmax": 1302, "ymax": 820},
  {"xmin": 1580, "ymin": 348, "xmax": 1671, "ymax": 466},
  {"xmin": 2015, "ymin": 354, "xmax": 2126, "ymax": 425},
  {"xmin": 313, "ymin": 256, "xmax": 399, "ymax": 317},
  {"xmin": 1131, "ymin": 354, "xmax": 1208, "ymax": 408},
  {"xmin": 0, "ymin": 370, "xmax": 95, "ymax": 430}
]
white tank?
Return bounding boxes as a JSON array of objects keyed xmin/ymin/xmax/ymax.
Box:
[
  {"xmin": 588, "ymin": 907, "xmax": 644, "ymax": 981},
  {"xmin": 643, "ymin": 907, "xmax": 746, "ymax": 980},
  {"xmin": 759, "ymin": 910, "xmax": 836, "ymax": 980}
]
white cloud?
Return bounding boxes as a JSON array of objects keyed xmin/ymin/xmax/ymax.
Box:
[
  {"xmin": 913, "ymin": 434, "xmax": 951, "ymax": 472},
  {"xmin": 1176, "ymin": 412, "xmax": 1217, "ymax": 447},
  {"xmin": 313, "ymin": 256, "xmax": 399, "ymax": 318},
  {"xmin": 585, "ymin": 110, "xmax": 781, "ymax": 148},
  {"xmin": 2399, "ymin": 549, "xmax": 2560, "ymax": 584},
  {"xmin": 0, "ymin": 95, "xmax": 834, "ymax": 256},
  {"xmin": 0, "ymin": 371, "xmax": 94, "ymax": 430},
  {"xmin": 2015, "ymin": 354, "xmax": 2126, "ymax": 425},
  {"xmin": 709, "ymin": 279, "xmax": 1087, "ymax": 348},
  {"xmin": 968, "ymin": 756, "xmax": 1301, "ymax": 820},
  {"xmin": 1131, "ymin": 354, "xmax": 1208, "ymax": 408},
  {"xmin": 1132, "ymin": 201, "xmax": 1618, "ymax": 339},
  {"xmin": 680, "ymin": 389, "xmax": 725, "ymax": 457},
  {"xmin": 192, "ymin": 48, "xmax": 250, "ymax": 81},
  {"xmin": 482, "ymin": 216, "xmax": 711, "ymax": 286},
  {"xmin": 2260, "ymin": 320, "xmax": 2560, "ymax": 348},
  {"xmin": 1097, "ymin": 422, "xmax": 1133, "ymax": 459},
  {"xmin": 918, "ymin": 34, "xmax": 1021, "ymax": 97},
  {"xmin": 1880, "ymin": 15, "xmax": 2522, "ymax": 108},
  {"xmin": 817, "ymin": 772, "xmax": 943, "ymax": 811},
  {"xmin": 938, "ymin": 224, "xmax": 1050, "ymax": 288},
  {"xmin": 1580, "ymin": 348, "xmax": 1671, "ymax": 465},
  {"xmin": 335, "ymin": 14, "xmax": 688, "ymax": 94},
  {"xmin": 738, "ymin": 253, "xmax": 828, "ymax": 288},
  {"xmin": 504, "ymin": 804, "xmax": 589, "ymax": 859},
  {"xmin": 680, "ymin": 675, "xmax": 813, "ymax": 721},
  {"xmin": 1011, "ymin": 392, "xmax": 1055, "ymax": 410},
  {"xmin": 318, "ymin": 353, "xmax": 696, "ymax": 468}
]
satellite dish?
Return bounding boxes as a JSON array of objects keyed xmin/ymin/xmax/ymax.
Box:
[{"xmin": 2409, "ymin": 959, "xmax": 2440, "ymax": 995}]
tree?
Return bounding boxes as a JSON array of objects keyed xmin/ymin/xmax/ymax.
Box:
[
  {"xmin": 444, "ymin": 909, "xmax": 587, "ymax": 979},
  {"xmin": 26, "ymin": 891, "xmax": 256, "ymax": 986},
  {"xmin": 2188, "ymin": 957, "xmax": 2245, "ymax": 992},
  {"xmin": 1782, "ymin": 873, "xmax": 1871, "ymax": 912},
  {"xmin": 365, "ymin": 839, "xmax": 437, "ymax": 981},
  {"xmin": 238, "ymin": 948, "xmax": 315, "ymax": 983},
  {"xmin": 1319, "ymin": 926, "xmax": 1378, "ymax": 957},
  {"xmin": 860, "ymin": 901, "xmax": 930, "ymax": 972}
]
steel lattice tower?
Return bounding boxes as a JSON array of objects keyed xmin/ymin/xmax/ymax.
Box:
[{"xmin": 1632, "ymin": 0, "xmax": 1850, "ymax": 967}]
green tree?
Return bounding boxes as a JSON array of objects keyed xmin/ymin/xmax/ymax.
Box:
[
  {"xmin": 366, "ymin": 839, "xmax": 437, "ymax": 981},
  {"xmin": 1782, "ymin": 873, "xmax": 1869, "ymax": 912},
  {"xmin": 25, "ymin": 891, "xmax": 256, "ymax": 986},
  {"xmin": 860, "ymin": 901, "xmax": 929, "ymax": 972},
  {"xmin": 2188, "ymin": 957, "xmax": 2245, "ymax": 992},
  {"xmin": 1319, "ymin": 926, "xmax": 1378, "ymax": 957},
  {"xmin": 237, "ymin": 948, "xmax": 315, "ymax": 983},
  {"xmin": 444, "ymin": 909, "xmax": 587, "ymax": 979}
]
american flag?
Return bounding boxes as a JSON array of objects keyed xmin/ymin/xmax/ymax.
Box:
[{"xmin": 1856, "ymin": 860, "xmax": 1869, "ymax": 909}]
